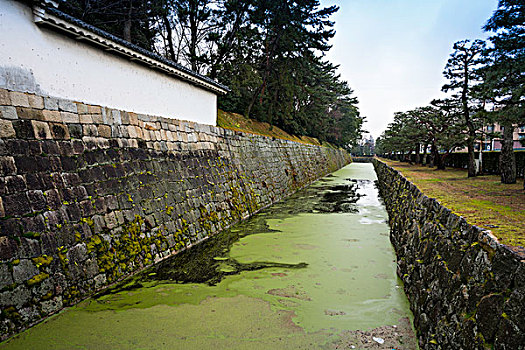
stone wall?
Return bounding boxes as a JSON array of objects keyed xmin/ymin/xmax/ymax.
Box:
[
  {"xmin": 374, "ymin": 160, "xmax": 525, "ymax": 349},
  {"xmin": 350, "ymin": 156, "xmax": 375, "ymax": 163},
  {"xmin": 0, "ymin": 87, "xmax": 351, "ymax": 340}
]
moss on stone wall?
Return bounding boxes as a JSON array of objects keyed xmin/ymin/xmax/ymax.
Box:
[
  {"xmin": 0, "ymin": 88, "xmax": 351, "ymax": 341},
  {"xmin": 374, "ymin": 159, "xmax": 525, "ymax": 349}
]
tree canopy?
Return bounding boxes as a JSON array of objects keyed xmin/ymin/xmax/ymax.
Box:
[
  {"xmin": 377, "ymin": 0, "xmax": 524, "ymax": 187},
  {"xmin": 60, "ymin": 0, "xmax": 363, "ymax": 149}
]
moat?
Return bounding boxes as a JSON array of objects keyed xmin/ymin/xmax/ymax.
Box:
[{"xmin": 1, "ymin": 163, "xmax": 417, "ymax": 349}]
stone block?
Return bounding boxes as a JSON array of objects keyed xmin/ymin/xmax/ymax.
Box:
[
  {"xmin": 67, "ymin": 243, "xmax": 88, "ymax": 264},
  {"xmin": 94, "ymin": 274, "xmax": 106, "ymax": 289},
  {"xmin": 104, "ymin": 212, "xmax": 118, "ymax": 229},
  {"xmin": 79, "ymin": 114, "xmax": 93, "ymax": 124},
  {"xmin": 102, "ymin": 108, "xmax": 112, "ymax": 124},
  {"xmin": 76, "ymin": 103, "xmax": 88, "ymax": 115},
  {"xmin": 0, "ymin": 120, "xmax": 16, "ymax": 138},
  {"xmin": 60, "ymin": 112, "xmax": 79, "ymax": 123},
  {"xmin": 49, "ymin": 123, "xmax": 70, "ymax": 140},
  {"xmin": 476, "ymin": 293, "xmax": 504, "ymax": 342},
  {"xmin": 3, "ymin": 192, "xmax": 30, "ymax": 216},
  {"xmin": 127, "ymin": 125, "xmax": 138, "ymax": 138},
  {"xmin": 44, "ymin": 97, "xmax": 59, "ymax": 110},
  {"xmin": 42, "ymin": 110, "xmax": 61, "ymax": 123},
  {"xmin": 87, "ymin": 105, "xmax": 101, "ymax": 114},
  {"xmin": 16, "ymin": 107, "xmax": 44, "ymax": 121},
  {"xmin": 58, "ymin": 99, "xmax": 77, "ymax": 113},
  {"xmin": 12, "ymin": 120, "xmax": 35, "ymax": 139},
  {"xmin": 0, "ymin": 89, "xmax": 11, "ymax": 105},
  {"xmin": 41, "ymin": 296, "xmax": 63, "ymax": 315},
  {"xmin": 0, "ymin": 285, "xmax": 31, "ymax": 308},
  {"xmin": 9, "ymin": 91, "xmax": 30, "ymax": 107},
  {"xmin": 0, "ymin": 156, "xmax": 17, "ymax": 176},
  {"xmin": 83, "ymin": 124, "xmax": 98, "ymax": 137},
  {"xmin": 68, "ymin": 124, "xmax": 82, "ymax": 139},
  {"xmin": 0, "ymin": 236, "xmax": 18, "ymax": 260},
  {"xmin": 12, "ymin": 259, "xmax": 39, "ymax": 284},
  {"xmin": 6, "ymin": 175, "xmax": 30, "ymax": 195},
  {"xmin": 120, "ymin": 111, "xmax": 130, "ymax": 124},
  {"xmin": 0, "ymin": 264, "xmax": 13, "ymax": 290},
  {"xmin": 27, "ymin": 190, "xmax": 47, "ymax": 212},
  {"xmin": 91, "ymin": 113, "xmax": 103, "ymax": 124},
  {"xmin": 31, "ymin": 120, "xmax": 52, "ymax": 140},
  {"xmin": 28, "ymin": 95, "xmax": 44, "ymax": 109},
  {"xmin": 0, "ymin": 106, "xmax": 18, "ymax": 120},
  {"xmin": 111, "ymin": 109, "xmax": 122, "ymax": 125},
  {"xmin": 18, "ymin": 237, "xmax": 42, "ymax": 258},
  {"xmin": 129, "ymin": 113, "xmax": 139, "ymax": 125},
  {"xmin": 97, "ymin": 125, "xmax": 112, "ymax": 138}
]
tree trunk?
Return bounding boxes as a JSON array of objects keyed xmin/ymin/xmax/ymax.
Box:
[
  {"xmin": 123, "ymin": 0, "xmax": 133, "ymax": 42},
  {"xmin": 461, "ymin": 60, "xmax": 477, "ymax": 177},
  {"xmin": 466, "ymin": 138, "xmax": 477, "ymax": 177},
  {"xmin": 415, "ymin": 144, "xmax": 420, "ymax": 164},
  {"xmin": 189, "ymin": 1, "xmax": 199, "ymax": 72},
  {"xmin": 422, "ymin": 143, "xmax": 429, "ymax": 165},
  {"xmin": 163, "ymin": 14, "xmax": 176, "ymax": 62},
  {"xmin": 439, "ymin": 152, "xmax": 449, "ymax": 170},
  {"xmin": 500, "ymin": 123, "xmax": 516, "ymax": 184},
  {"xmin": 431, "ymin": 143, "xmax": 441, "ymax": 168}
]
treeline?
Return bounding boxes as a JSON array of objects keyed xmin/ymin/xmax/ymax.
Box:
[
  {"xmin": 60, "ymin": 0, "xmax": 363, "ymax": 148},
  {"xmin": 376, "ymin": 0, "xmax": 524, "ymax": 188}
]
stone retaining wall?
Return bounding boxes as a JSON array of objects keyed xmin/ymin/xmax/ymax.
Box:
[
  {"xmin": 0, "ymin": 87, "xmax": 351, "ymax": 340},
  {"xmin": 350, "ymin": 157, "xmax": 375, "ymax": 163},
  {"xmin": 373, "ymin": 159, "xmax": 525, "ymax": 349}
]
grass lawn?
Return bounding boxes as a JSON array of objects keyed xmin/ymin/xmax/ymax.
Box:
[
  {"xmin": 217, "ymin": 110, "xmax": 336, "ymax": 148},
  {"xmin": 380, "ymin": 158, "xmax": 525, "ymax": 248}
]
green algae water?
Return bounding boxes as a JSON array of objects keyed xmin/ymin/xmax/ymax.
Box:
[{"xmin": 1, "ymin": 163, "xmax": 417, "ymax": 349}]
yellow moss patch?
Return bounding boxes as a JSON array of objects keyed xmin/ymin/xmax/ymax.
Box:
[
  {"xmin": 32, "ymin": 255, "xmax": 53, "ymax": 269},
  {"xmin": 26, "ymin": 273, "xmax": 49, "ymax": 287}
]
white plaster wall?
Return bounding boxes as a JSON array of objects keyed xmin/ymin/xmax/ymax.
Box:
[{"xmin": 0, "ymin": 0, "xmax": 218, "ymax": 125}]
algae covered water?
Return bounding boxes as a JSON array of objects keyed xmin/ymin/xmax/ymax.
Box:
[{"xmin": 1, "ymin": 163, "xmax": 417, "ymax": 349}]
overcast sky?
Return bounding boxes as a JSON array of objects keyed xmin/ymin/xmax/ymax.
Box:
[{"xmin": 320, "ymin": 0, "xmax": 499, "ymax": 139}]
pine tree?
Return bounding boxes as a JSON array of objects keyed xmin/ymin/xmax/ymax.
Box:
[
  {"xmin": 442, "ymin": 39, "xmax": 487, "ymax": 177},
  {"xmin": 480, "ymin": 0, "xmax": 525, "ymax": 185},
  {"xmin": 60, "ymin": 0, "xmax": 160, "ymax": 48}
]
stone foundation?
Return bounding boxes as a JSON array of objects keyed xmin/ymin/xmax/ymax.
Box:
[{"xmin": 0, "ymin": 87, "xmax": 351, "ymax": 340}]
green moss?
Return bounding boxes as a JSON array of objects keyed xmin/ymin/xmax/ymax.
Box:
[
  {"xmin": 32, "ymin": 255, "xmax": 53, "ymax": 269},
  {"xmin": 42, "ymin": 291, "xmax": 54, "ymax": 301},
  {"xmin": 84, "ymin": 215, "xmax": 172, "ymax": 283},
  {"xmin": 2, "ymin": 306, "xmax": 20, "ymax": 321},
  {"xmin": 74, "ymin": 231, "xmax": 82, "ymax": 242},
  {"xmin": 57, "ymin": 246, "xmax": 69, "ymax": 270},
  {"xmin": 26, "ymin": 273, "xmax": 49, "ymax": 286},
  {"xmin": 22, "ymin": 232, "xmax": 41, "ymax": 239}
]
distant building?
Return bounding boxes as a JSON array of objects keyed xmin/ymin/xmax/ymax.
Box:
[{"xmin": 478, "ymin": 124, "xmax": 525, "ymax": 151}]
